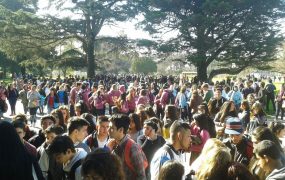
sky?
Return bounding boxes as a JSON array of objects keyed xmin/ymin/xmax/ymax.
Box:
[{"xmin": 36, "ymin": 0, "xmax": 153, "ymax": 40}]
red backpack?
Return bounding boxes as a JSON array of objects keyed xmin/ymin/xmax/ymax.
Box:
[{"xmin": 124, "ymin": 139, "xmax": 148, "ymax": 176}]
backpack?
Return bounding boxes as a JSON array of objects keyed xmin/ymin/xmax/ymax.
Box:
[
  {"xmin": 166, "ymin": 91, "xmax": 175, "ymax": 105},
  {"xmin": 265, "ymin": 84, "xmax": 274, "ymax": 94},
  {"xmin": 67, "ymin": 159, "xmax": 82, "ymax": 180},
  {"xmin": 124, "ymin": 139, "xmax": 148, "ymax": 176}
]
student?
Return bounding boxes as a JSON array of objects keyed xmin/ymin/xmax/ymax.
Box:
[
  {"xmin": 29, "ymin": 115, "xmax": 56, "ymax": 148},
  {"xmin": 83, "ymin": 116, "xmax": 110, "ymax": 151},
  {"xmin": 137, "ymin": 118, "xmax": 166, "ymax": 178},
  {"xmin": 48, "ymin": 136, "xmax": 87, "ymax": 180},
  {"xmin": 223, "ymin": 117, "xmax": 253, "ymax": 166},
  {"xmin": 12, "ymin": 119, "xmax": 37, "ymax": 158},
  {"xmin": 107, "ymin": 114, "xmax": 148, "ymax": 180},
  {"xmin": 67, "ymin": 117, "xmax": 91, "ymax": 153},
  {"xmin": 81, "ymin": 148, "xmax": 125, "ymax": 180},
  {"xmin": 150, "ymin": 120, "xmax": 192, "ymax": 180},
  {"xmin": 254, "ymin": 140, "xmax": 285, "ymax": 180},
  {"xmin": 158, "ymin": 160, "xmax": 184, "ymax": 180},
  {"xmin": 37, "ymin": 125, "xmax": 65, "ymax": 179}
]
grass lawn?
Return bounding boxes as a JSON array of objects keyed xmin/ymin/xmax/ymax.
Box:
[{"xmin": 0, "ymin": 77, "xmax": 12, "ymax": 85}]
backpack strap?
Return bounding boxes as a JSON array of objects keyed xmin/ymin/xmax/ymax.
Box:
[
  {"xmin": 162, "ymin": 144, "xmax": 174, "ymax": 160},
  {"xmin": 68, "ymin": 159, "xmax": 82, "ymax": 180}
]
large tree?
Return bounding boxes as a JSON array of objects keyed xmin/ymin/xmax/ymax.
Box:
[
  {"xmin": 43, "ymin": 0, "xmax": 139, "ymax": 78},
  {"xmin": 137, "ymin": 0, "xmax": 285, "ymax": 81}
]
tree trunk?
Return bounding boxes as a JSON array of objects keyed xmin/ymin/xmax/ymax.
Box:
[
  {"xmin": 86, "ymin": 40, "xmax": 95, "ymax": 78},
  {"xmin": 197, "ymin": 61, "xmax": 208, "ymax": 82}
]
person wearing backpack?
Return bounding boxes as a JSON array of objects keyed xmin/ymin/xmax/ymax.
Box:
[
  {"xmin": 150, "ymin": 120, "xmax": 192, "ymax": 180},
  {"xmin": 137, "ymin": 118, "xmax": 166, "ymax": 179},
  {"xmin": 48, "ymin": 136, "xmax": 87, "ymax": 180},
  {"xmin": 265, "ymin": 79, "xmax": 276, "ymax": 112},
  {"xmin": 160, "ymin": 83, "xmax": 174, "ymax": 111},
  {"xmin": 223, "ymin": 117, "xmax": 253, "ymax": 166},
  {"xmin": 83, "ymin": 116, "xmax": 110, "ymax": 151},
  {"xmin": 107, "ymin": 114, "xmax": 148, "ymax": 180}
]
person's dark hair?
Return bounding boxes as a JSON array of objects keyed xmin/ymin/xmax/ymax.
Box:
[
  {"xmin": 41, "ymin": 115, "xmax": 56, "ymax": 125},
  {"xmin": 269, "ymin": 121, "xmax": 285, "ymax": 138},
  {"xmin": 97, "ymin": 115, "xmax": 109, "ymax": 125},
  {"xmin": 144, "ymin": 119, "xmax": 158, "ymax": 132},
  {"xmin": 241, "ymin": 100, "xmax": 250, "ymax": 111},
  {"xmin": 129, "ymin": 113, "xmax": 142, "ymax": 131},
  {"xmin": 254, "ymin": 140, "xmax": 281, "ymax": 160},
  {"xmin": 170, "ymin": 120, "xmax": 190, "ymax": 141},
  {"xmin": 48, "ymin": 135, "xmax": 75, "ymax": 155},
  {"xmin": 165, "ymin": 105, "xmax": 179, "ymax": 121},
  {"xmin": 75, "ymin": 100, "xmax": 88, "ymax": 115},
  {"xmin": 12, "ymin": 120, "xmax": 26, "ymax": 131},
  {"xmin": 193, "ymin": 113, "xmax": 210, "ymax": 132},
  {"xmin": 44, "ymin": 125, "xmax": 64, "ymax": 136},
  {"xmin": 81, "ymin": 148, "xmax": 125, "ymax": 180},
  {"xmin": 217, "ymin": 101, "xmax": 237, "ymax": 123},
  {"xmin": 0, "ymin": 121, "xmax": 34, "ymax": 179},
  {"xmin": 138, "ymin": 110, "xmax": 148, "ymax": 127},
  {"xmin": 145, "ymin": 106, "xmax": 156, "ymax": 118},
  {"xmin": 67, "ymin": 117, "xmax": 90, "ymax": 135},
  {"xmin": 252, "ymin": 126, "xmax": 283, "ymax": 153},
  {"xmin": 149, "ymin": 117, "xmax": 163, "ymax": 132},
  {"xmin": 12, "ymin": 114, "xmax": 28, "ymax": 124},
  {"xmin": 109, "ymin": 114, "xmax": 130, "ymax": 134},
  {"xmin": 198, "ymin": 103, "xmax": 210, "ymax": 117},
  {"xmin": 81, "ymin": 113, "xmax": 96, "ymax": 135},
  {"xmin": 158, "ymin": 160, "xmax": 184, "ymax": 180},
  {"xmin": 227, "ymin": 162, "xmax": 256, "ymax": 180},
  {"xmin": 51, "ymin": 109, "xmax": 65, "ymax": 128}
]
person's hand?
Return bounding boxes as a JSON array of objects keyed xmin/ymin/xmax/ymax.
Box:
[{"xmin": 106, "ymin": 138, "xmax": 117, "ymax": 151}]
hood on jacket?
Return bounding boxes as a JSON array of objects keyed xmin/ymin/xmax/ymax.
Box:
[{"xmin": 63, "ymin": 148, "xmax": 87, "ymax": 172}]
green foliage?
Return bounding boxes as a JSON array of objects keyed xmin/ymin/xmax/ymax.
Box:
[
  {"xmin": 137, "ymin": 0, "xmax": 285, "ymax": 81},
  {"xmin": 131, "ymin": 57, "xmax": 157, "ymax": 74}
]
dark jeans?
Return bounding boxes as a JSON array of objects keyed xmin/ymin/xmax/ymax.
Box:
[
  {"xmin": 70, "ymin": 104, "xmax": 75, "ymax": 117},
  {"xmin": 266, "ymin": 94, "xmax": 276, "ymax": 111},
  {"xmin": 276, "ymin": 102, "xmax": 284, "ymax": 120}
]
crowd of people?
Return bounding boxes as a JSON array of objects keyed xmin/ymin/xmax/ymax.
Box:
[{"xmin": 0, "ymin": 74, "xmax": 284, "ymax": 180}]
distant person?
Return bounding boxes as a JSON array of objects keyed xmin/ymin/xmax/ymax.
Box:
[{"xmin": 265, "ymin": 79, "xmax": 276, "ymax": 111}]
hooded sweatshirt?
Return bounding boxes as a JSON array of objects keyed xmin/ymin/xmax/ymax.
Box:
[
  {"xmin": 266, "ymin": 167, "xmax": 285, "ymax": 180},
  {"xmin": 63, "ymin": 148, "xmax": 87, "ymax": 180}
]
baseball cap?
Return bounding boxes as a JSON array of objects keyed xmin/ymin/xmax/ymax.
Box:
[{"xmin": 225, "ymin": 117, "xmax": 243, "ymax": 135}]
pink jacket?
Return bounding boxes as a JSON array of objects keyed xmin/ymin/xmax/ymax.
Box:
[
  {"xmin": 94, "ymin": 95, "xmax": 105, "ymax": 110},
  {"xmin": 107, "ymin": 90, "xmax": 121, "ymax": 105},
  {"xmin": 190, "ymin": 125, "xmax": 210, "ymax": 153},
  {"xmin": 160, "ymin": 90, "xmax": 169, "ymax": 109},
  {"xmin": 127, "ymin": 96, "xmax": 137, "ymax": 111},
  {"xmin": 136, "ymin": 96, "xmax": 149, "ymax": 106}
]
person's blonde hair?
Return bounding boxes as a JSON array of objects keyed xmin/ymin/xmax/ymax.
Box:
[{"xmin": 196, "ymin": 146, "xmax": 231, "ymax": 180}]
